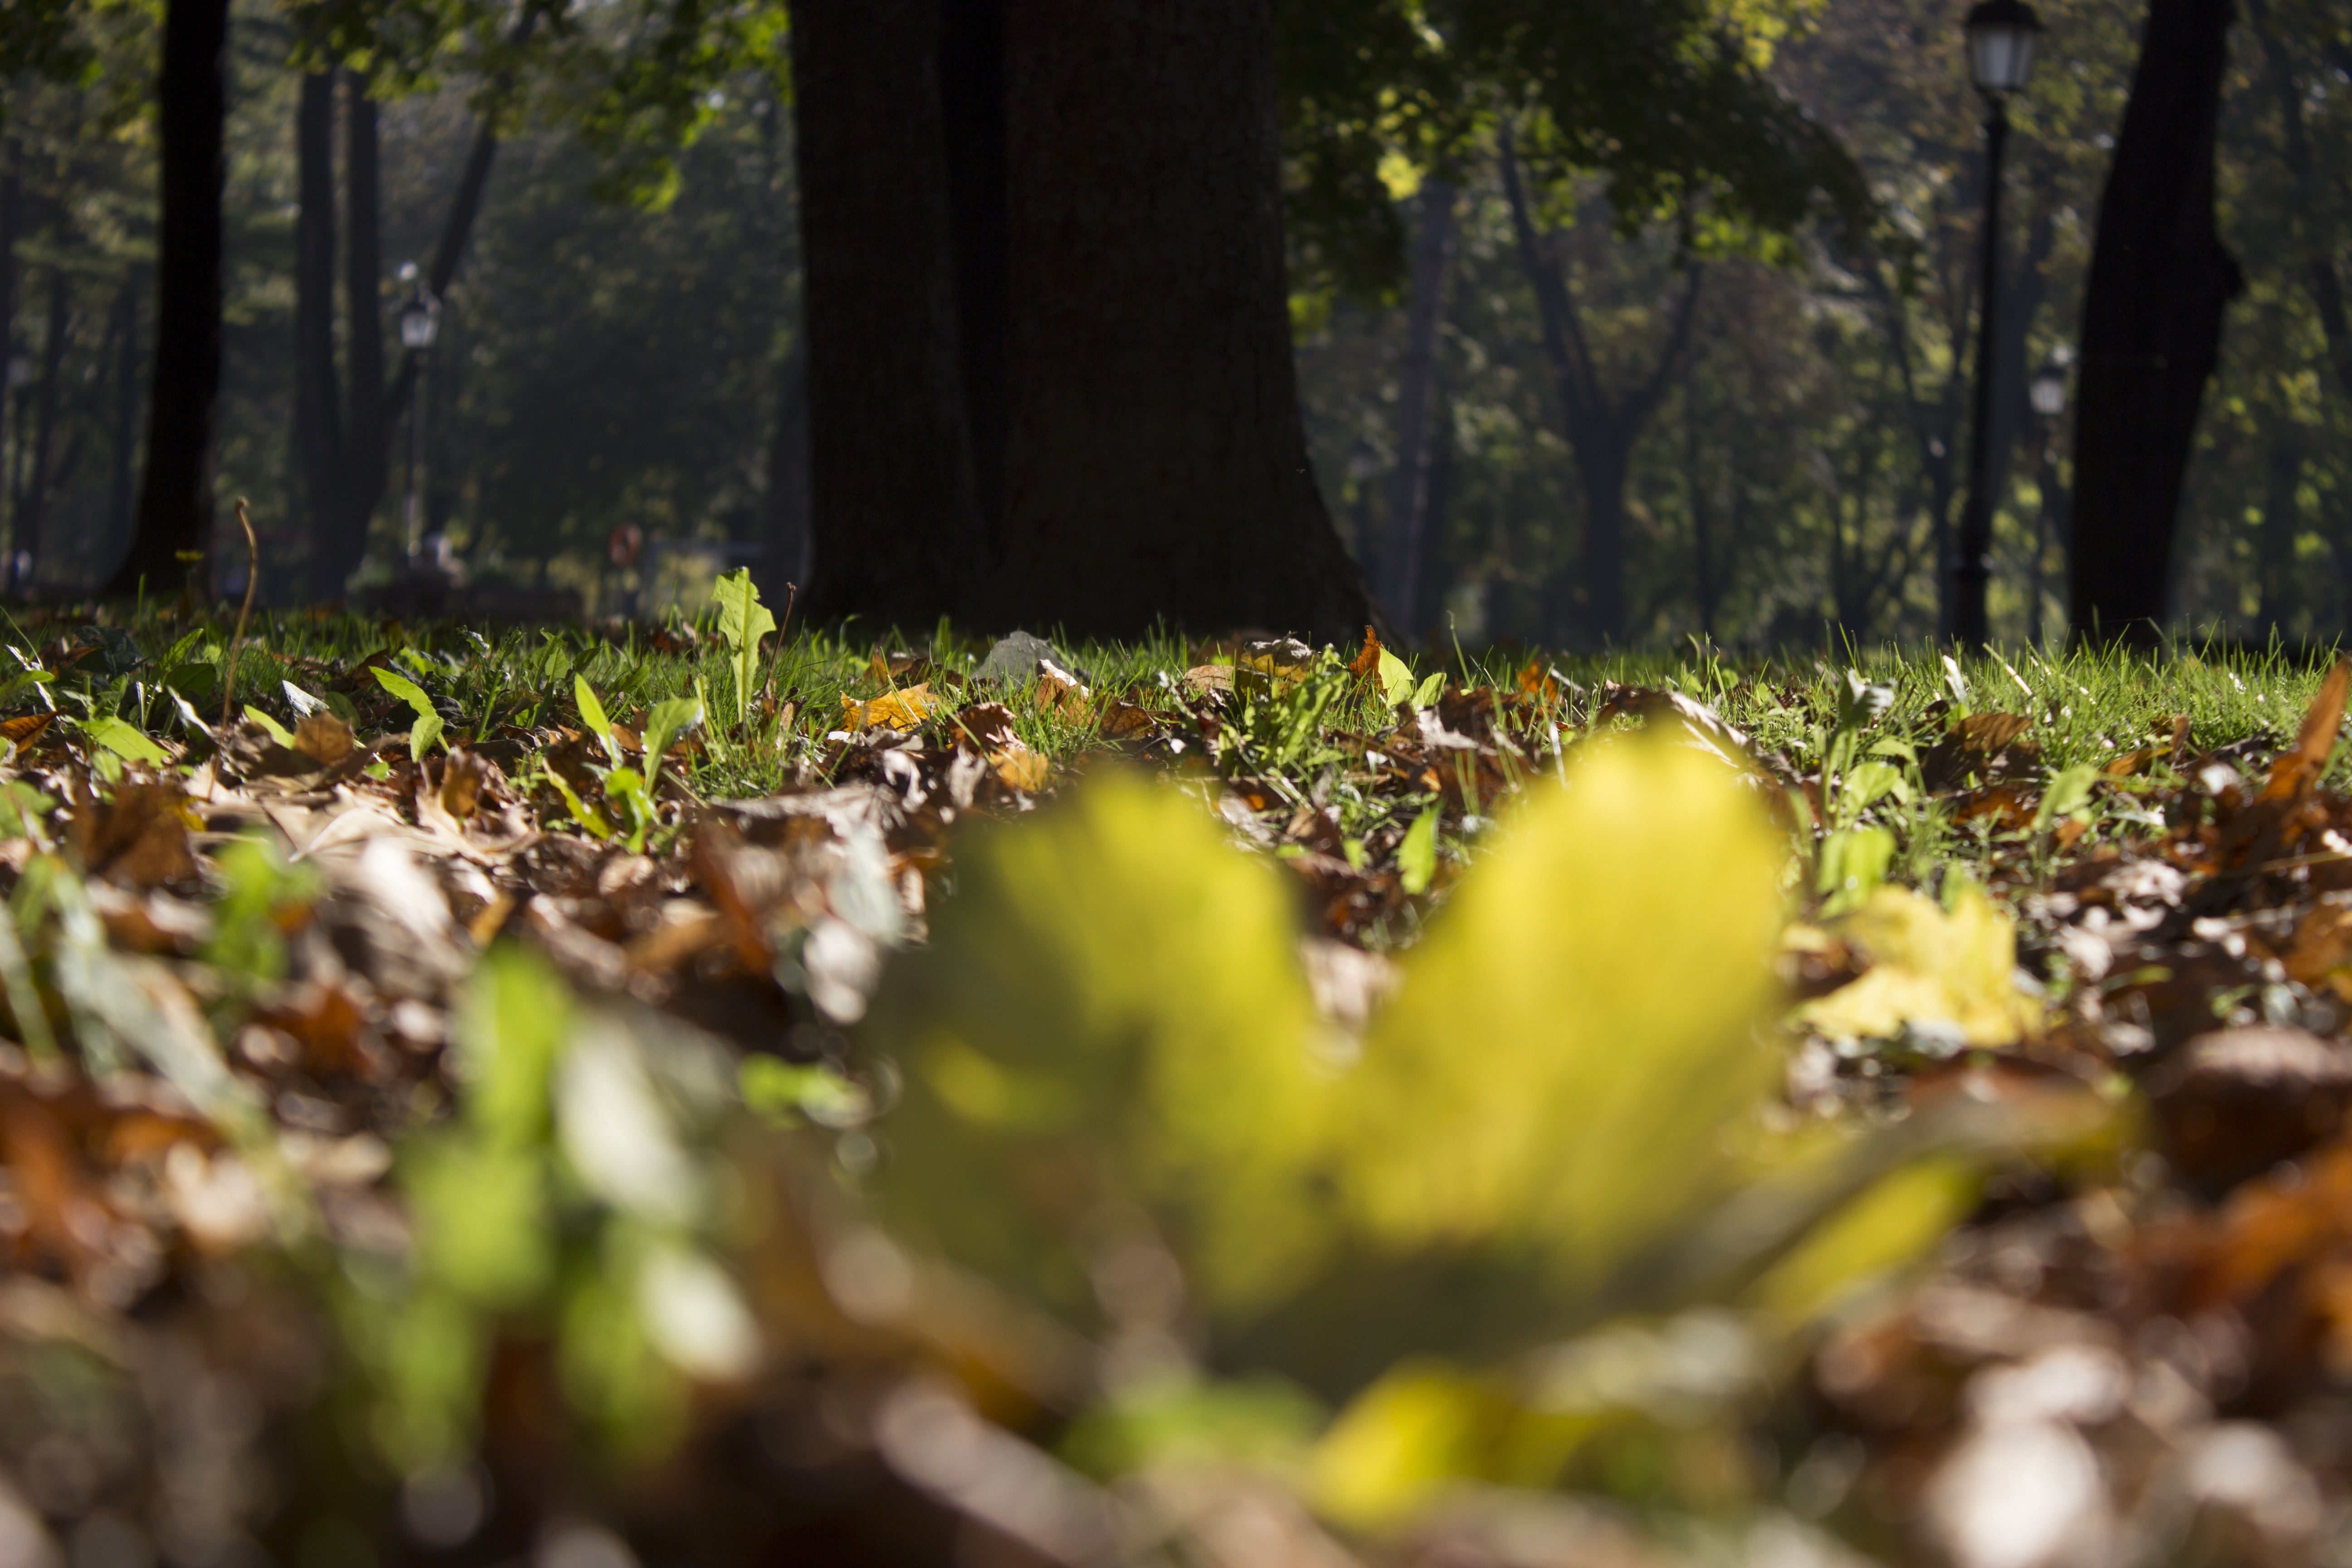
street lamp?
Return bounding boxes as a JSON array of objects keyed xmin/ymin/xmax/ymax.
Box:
[
  {"xmin": 396, "ymin": 262, "xmax": 441, "ymax": 562},
  {"xmin": 2026, "ymin": 353, "xmax": 2070, "ymax": 647},
  {"xmin": 1953, "ymin": 0, "xmax": 2043, "ymax": 648}
]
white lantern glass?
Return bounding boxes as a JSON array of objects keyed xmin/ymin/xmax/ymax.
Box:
[
  {"xmin": 2029, "ymin": 366, "xmax": 2068, "ymax": 417},
  {"xmin": 1965, "ymin": 0, "xmax": 2042, "ymax": 95}
]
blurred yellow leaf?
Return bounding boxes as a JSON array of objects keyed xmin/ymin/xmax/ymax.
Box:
[
  {"xmin": 1795, "ymin": 883, "xmax": 2038, "ymax": 1046},
  {"xmin": 868, "ymin": 772, "xmax": 1333, "ymax": 1320},
  {"xmin": 1747, "ymin": 1155, "xmax": 1982, "ymax": 1325},
  {"xmin": 1335, "ymin": 734, "xmax": 1787, "ymax": 1279}
]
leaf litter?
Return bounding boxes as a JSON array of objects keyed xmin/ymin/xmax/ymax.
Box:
[{"xmin": 0, "ymin": 597, "xmax": 2349, "ymax": 1563}]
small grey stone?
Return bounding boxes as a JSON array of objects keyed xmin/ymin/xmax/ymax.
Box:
[{"xmin": 975, "ymin": 630, "xmax": 1067, "ymax": 683}]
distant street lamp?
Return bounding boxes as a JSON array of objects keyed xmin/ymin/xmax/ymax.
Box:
[
  {"xmin": 2026, "ymin": 353, "xmax": 2071, "ymax": 648},
  {"xmin": 397, "ymin": 262, "xmax": 441, "ymax": 562},
  {"xmin": 1953, "ymin": 0, "xmax": 2043, "ymax": 648}
]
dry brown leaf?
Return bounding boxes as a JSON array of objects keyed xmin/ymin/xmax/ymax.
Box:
[
  {"xmin": 2263, "ymin": 657, "xmax": 2352, "ymax": 803},
  {"xmin": 1182, "ymin": 665, "xmax": 1235, "ymax": 698},
  {"xmin": 1100, "ymin": 699, "xmax": 1156, "ymax": 741},
  {"xmin": 990, "ymin": 747, "xmax": 1050, "ymax": 792},
  {"xmin": 1032, "ymin": 659, "xmax": 1089, "ymax": 715},
  {"xmin": 73, "ymin": 781, "xmax": 201, "ymax": 890},
  {"xmin": 0, "ymin": 712, "xmax": 53, "ymax": 751},
  {"xmin": 293, "ymin": 711, "xmax": 354, "ymax": 765}
]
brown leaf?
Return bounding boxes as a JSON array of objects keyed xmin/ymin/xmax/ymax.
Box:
[
  {"xmin": 1922, "ymin": 711, "xmax": 2038, "ymax": 792},
  {"xmin": 0, "ymin": 712, "xmax": 53, "ymax": 752},
  {"xmin": 72, "ymin": 781, "xmax": 200, "ymax": 890},
  {"xmin": 2262, "ymin": 657, "xmax": 2351, "ymax": 804},
  {"xmin": 1100, "ymin": 699, "xmax": 1156, "ymax": 741},
  {"xmin": 293, "ymin": 710, "xmax": 354, "ymax": 765},
  {"xmin": 2147, "ymin": 1027, "xmax": 2352, "ymax": 1194},
  {"xmin": 990, "ymin": 747, "xmax": 1050, "ymax": 793},
  {"xmin": 1032, "ymin": 659, "xmax": 1090, "ymax": 715},
  {"xmin": 1347, "ymin": 626, "xmax": 1382, "ymax": 684},
  {"xmin": 952, "ymin": 701, "xmax": 1021, "ymax": 752},
  {"xmin": 438, "ymin": 749, "xmax": 490, "ymax": 820},
  {"xmin": 1181, "ymin": 665, "xmax": 1235, "ymax": 699}
]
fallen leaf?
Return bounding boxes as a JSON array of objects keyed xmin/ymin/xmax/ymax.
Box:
[
  {"xmin": 843, "ymin": 683, "xmax": 938, "ymax": 732},
  {"xmin": 293, "ymin": 710, "xmax": 355, "ymax": 765}
]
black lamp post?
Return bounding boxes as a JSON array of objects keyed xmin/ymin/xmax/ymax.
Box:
[
  {"xmin": 396, "ymin": 261, "xmax": 441, "ymax": 563},
  {"xmin": 2026, "ymin": 353, "xmax": 2070, "ymax": 648},
  {"xmin": 1953, "ymin": 0, "xmax": 2043, "ymax": 648}
]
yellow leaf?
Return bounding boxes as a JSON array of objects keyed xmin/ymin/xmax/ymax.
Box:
[
  {"xmin": 867, "ymin": 773, "xmax": 1332, "ymax": 1320},
  {"xmin": 1795, "ymin": 883, "xmax": 2038, "ymax": 1046},
  {"xmin": 841, "ymin": 682, "xmax": 938, "ymax": 731},
  {"xmin": 1335, "ymin": 734, "xmax": 1787, "ymax": 1280}
]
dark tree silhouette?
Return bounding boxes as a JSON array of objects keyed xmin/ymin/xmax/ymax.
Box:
[{"xmin": 2068, "ymin": 0, "xmax": 2245, "ymax": 645}]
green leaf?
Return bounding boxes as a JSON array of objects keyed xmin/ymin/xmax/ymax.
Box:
[
  {"xmin": 640, "ymin": 696, "xmax": 702, "ymax": 775},
  {"xmin": 2034, "ymin": 763, "xmax": 2099, "ymax": 832},
  {"xmin": 81, "ymin": 715, "xmax": 166, "ymax": 764},
  {"xmin": 244, "ymin": 705, "xmax": 296, "ymax": 748},
  {"xmin": 574, "ymin": 672, "xmax": 614, "ymax": 740},
  {"xmin": 410, "ymin": 713, "xmax": 447, "ymax": 759},
  {"xmin": 1816, "ymin": 826, "xmax": 1896, "ymax": 915},
  {"xmin": 1398, "ymin": 804, "xmax": 1441, "ymax": 895},
  {"xmin": 1411, "ymin": 671, "xmax": 1446, "ymax": 708},
  {"xmin": 372, "ymin": 663, "xmax": 436, "ymax": 719},
  {"xmin": 711, "ymin": 568, "xmax": 775, "ymax": 728},
  {"xmin": 1377, "ymin": 648, "xmax": 1416, "ymax": 708}
]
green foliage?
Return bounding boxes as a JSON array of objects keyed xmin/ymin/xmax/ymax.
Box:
[
  {"xmin": 711, "ymin": 567, "xmax": 775, "ymax": 730},
  {"xmin": 372, "ymin": 664, "xmax": 448, "ymax": 756}
]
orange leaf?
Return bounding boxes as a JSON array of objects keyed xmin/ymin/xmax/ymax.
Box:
[
  {"xmin": 842, "ymin": 682, "xmax": 939, "ymax": 732},
  {"xmin": 2262, "ymin": 657, "xmax": 2351, "ymax": 803}
]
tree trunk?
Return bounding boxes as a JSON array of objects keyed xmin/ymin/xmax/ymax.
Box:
[
  {"xmin": 940, "ymin": 0, "xmax": 1006, "ymax": 554},
  {"xmin": 112, "ymin": 0, "xmax": 229, "ymax": 597},
  {"xmin": 1379, "ymin": 180, "xmax": 1457, "ymax": 637},
  {"xmin": 343, "ymin": 75, "xmax": 386, "ymax": 539},
  {"xmin": 2067, "ymin": 0, "xmax": 2245, "ymax": 646},
  {"xmin": 294, "ymin": 71, "xmax": 350, "ymax": 596},
  {"xmin": 990, "ymin": 0, "xmax": 1372, "ymax": 641},
  {"xmin": 762, "ymin": 338, "xmax": 810, "ymax": 597},
  {"xmin": 107, "ymin": 270, "xmax": 142, "ymax": 556},
  {"xmin": 17, "ymin": 266, "xmax": 69, "ymax": 582},
  {"xmin": 792, "ymin": 0, "xmax": 984, "ymax": 627}
]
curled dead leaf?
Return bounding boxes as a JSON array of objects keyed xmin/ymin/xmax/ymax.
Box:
[{"xmin": 293, "ymin": 710, "xmax": 354, "ymax": 765}]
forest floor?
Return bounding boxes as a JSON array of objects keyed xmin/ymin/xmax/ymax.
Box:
[{"xmin": 0, "ymin": 596, "xmax": 2349, "ymax": 1568}]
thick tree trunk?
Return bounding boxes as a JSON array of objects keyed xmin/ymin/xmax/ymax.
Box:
[
  {"xmin": 107, "ymin": 271, "xmax": 142, "ymax": 554},
  {"xmin": 294, "ymin": 71, "xmax": 350, "ymax": 595},
  {"xmin": 990, "ymin": 0, "xmax": 1372, "ymax": 640},
  {"xmin": 343, "ymin": 78, "xmax": 387, "ymax": 533},
  {"xmin": 2068, "ymin": 0, "xmax": 2245, "ymax": 646},
  {"xmin": 1379, "ymin": 180, "xmax": 1456, "ymax": 637},
  {"xmin": 762, "ymin": 339, "xmax": 809, "ymax": 596},
  {"xmin": 113, "ymin": 0, "xmax": 228, "ymax": 597},
  {"xmin": 17, "ymin": 266, "xmax": 69, "ymax": 581},
  {"xmin": 940, "ymin": 0, "xmax": 1006, "ymax": 554},
  {"xmin": 793, "ymin": 0, "xmax": 984, "ymax": 627}
]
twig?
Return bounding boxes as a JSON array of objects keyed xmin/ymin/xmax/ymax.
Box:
[{"xmin": 218, "ymin": 497, "xmax": 260, "ymax": 729}]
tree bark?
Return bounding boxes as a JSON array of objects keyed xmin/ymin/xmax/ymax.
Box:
[
  {"xmin": 940, "ymin": 0, "xmax": 1006, "ymax": 554},
  {"xmin": 1379, "ymin": 180, "xmax": 1456, "ymax": 637},
  {"xmin": 16, "ymin": 265, "xmax": 69, "ymax": 582},
  {"xmin": 112, "ymin": 0, "xmax": 229, "ymax": 597},
  {"xmin": 294, "ymin": 71, "xmax": 350, "ymax": 595},
  {"xmin": 762, "ymin": 338, "xmax": 809, "ymax": 597},
  {"xmin": 792, "ymin": 0, "xmax": 984, "ymax": 627},
  {"xmin": 2246, "ymin": 0, "xmax": 2352, "ymax": 400},
  {"xmin": 2067, "ymin": 0, "xmax": 2245, "ymax": 646},
  {"xmin": 989, "ymin": 0, "xmax": 1372, "ymax": 641},
  {"xmin": 344, "ymin": 75, "xmax": 387, "ymax": 532},
  {"xmin": 107, "ymin": 271, "xmax": 142, "ymax": 556}
]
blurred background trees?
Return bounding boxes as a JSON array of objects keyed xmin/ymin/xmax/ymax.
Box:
[{"xmin": 0, "ymin": 0, "xmax": 2347, "ymax": 647}]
